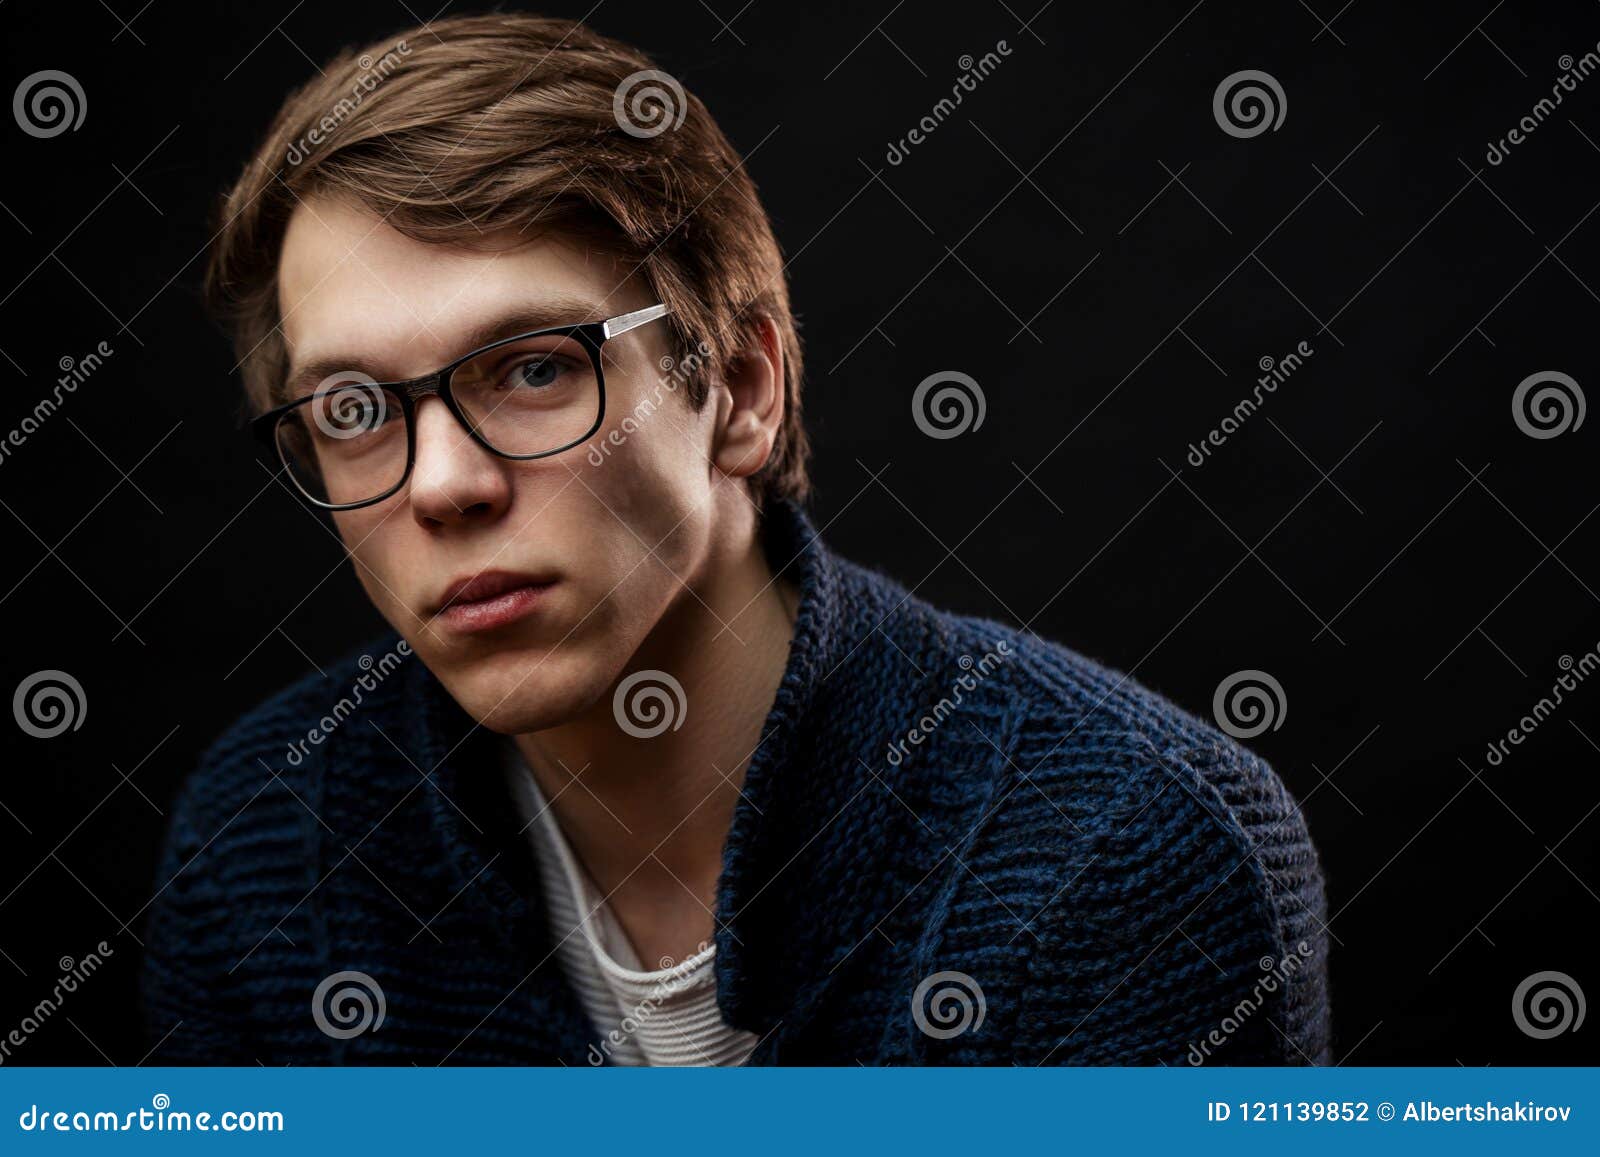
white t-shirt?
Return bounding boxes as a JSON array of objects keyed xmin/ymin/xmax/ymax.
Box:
[{"xmin": 502, "ymin": 747, "xmax": 758, "ymax": 1066}]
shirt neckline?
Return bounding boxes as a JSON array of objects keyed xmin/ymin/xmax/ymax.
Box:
[{"xmin": 502, "ymin": 746, "xmax": 719, "ymax": 993}]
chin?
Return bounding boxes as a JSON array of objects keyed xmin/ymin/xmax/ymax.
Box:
[{"xmin": 437, "ymin": 644, "xmax": 611, "ymax": 735}]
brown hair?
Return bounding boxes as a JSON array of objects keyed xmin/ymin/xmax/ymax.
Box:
[{"xmin": 206, "ymin": 12, "xmax": 808, "ymax": 503}]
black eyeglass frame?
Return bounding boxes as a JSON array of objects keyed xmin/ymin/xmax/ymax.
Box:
[{"xmin": 251, "ymin": 303, "xmax": 672, "ymax": 511}]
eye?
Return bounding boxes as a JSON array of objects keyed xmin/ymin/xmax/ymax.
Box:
[{"xmin": 503, "ymin": 355, "xmax": 564, "ymax": 390}]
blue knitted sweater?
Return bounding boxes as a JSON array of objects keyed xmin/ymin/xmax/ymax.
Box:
[{"xmin": 143, "ymin": 500, "xmax": 1331, "ymax": 1064}]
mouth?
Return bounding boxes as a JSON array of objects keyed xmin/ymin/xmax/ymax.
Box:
[{"xmin": 431, "ymin": 570, "xmax": 557, "ymax": 634}]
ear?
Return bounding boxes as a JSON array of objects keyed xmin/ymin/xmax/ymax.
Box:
[{"xmin": 711, "ymin": 316, "xmax": 785, "ymax": 481}]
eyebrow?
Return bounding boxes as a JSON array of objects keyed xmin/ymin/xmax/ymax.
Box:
[{"xmin": 278, "ymin": 292, "xmax": 613, "ymax": 403}]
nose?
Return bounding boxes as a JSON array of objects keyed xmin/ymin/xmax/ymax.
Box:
[{"xmin": 407, "ymin": 398, "xmax": 512, "ymax": 530}]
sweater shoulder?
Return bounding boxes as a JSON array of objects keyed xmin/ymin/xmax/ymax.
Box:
[
  {"xmin": 145, "ymin": 634, "xmax": 412, "ymax": 937},
  {"xmin": 141, "ymin": 634, "xmax": 415, "ymax": 1059},
  {"xmin": 835, "ymin": 553, "xmax": 1279, "ymax": 792},
  {"xmin": 851, "ymin": 556, "xmax": 1319, "ymax": 899},
  {"xmin": 833, "ymin": 556, "xmax": 1330, "ymax": 1061},
  {"xmin": 183, "ymin": 633, "xmax": 412, "ymax": 815}
]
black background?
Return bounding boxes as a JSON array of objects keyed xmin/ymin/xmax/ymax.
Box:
[{"xmin": 2, "ymin": 0, "xmax": 1597, "ymax": 1065}]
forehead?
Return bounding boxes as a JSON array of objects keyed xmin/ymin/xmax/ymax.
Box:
[{"xmin": 276, "ymin": 195, "xmax": 643, "ymax": 377}]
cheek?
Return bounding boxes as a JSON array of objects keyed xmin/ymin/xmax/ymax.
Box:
[
  {"xmin": 332, "ymin": 508, "xmax": 412, "ymax": 616},
  {"xmin": 575, "ymin": 393, "xmax": 713, "ymax": 558}
]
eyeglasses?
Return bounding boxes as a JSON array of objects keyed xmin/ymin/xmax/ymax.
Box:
[{"xmin": 252, "ymin": 303, "xmax": 671, "ymax": 510}]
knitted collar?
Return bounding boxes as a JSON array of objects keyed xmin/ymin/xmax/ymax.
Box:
[{"xmin": 396, "ymin": 500, "xmax": 913, "ymax": 1059}]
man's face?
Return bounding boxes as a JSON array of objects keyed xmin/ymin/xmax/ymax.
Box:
[{"xmin": 277, "ymin": 196, "xmax": 722, "ymax": 733}]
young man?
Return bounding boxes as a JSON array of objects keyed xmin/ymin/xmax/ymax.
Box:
[{"xmin": 145, "ymin": 13, "xmax": 1331, "ymax": 1065}]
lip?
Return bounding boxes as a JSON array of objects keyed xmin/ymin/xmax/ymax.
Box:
[{"xmin": 432, "ymin": 570, "xmax": 556, "ymax": 633}]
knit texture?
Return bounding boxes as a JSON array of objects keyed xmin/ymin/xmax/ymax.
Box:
[{"xmin": 142, "ymin": 500, "xmax": 1331, "ymax": 1065}]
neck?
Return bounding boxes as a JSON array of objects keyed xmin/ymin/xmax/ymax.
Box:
[{"xmin": 510, "ymin": 490, "xmax": 798, "ymax": 962}]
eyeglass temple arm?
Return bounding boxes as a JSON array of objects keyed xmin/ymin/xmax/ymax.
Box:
[{"xmin": 602, "ymin": 303, "xmax": 670, "ymax": 340}]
